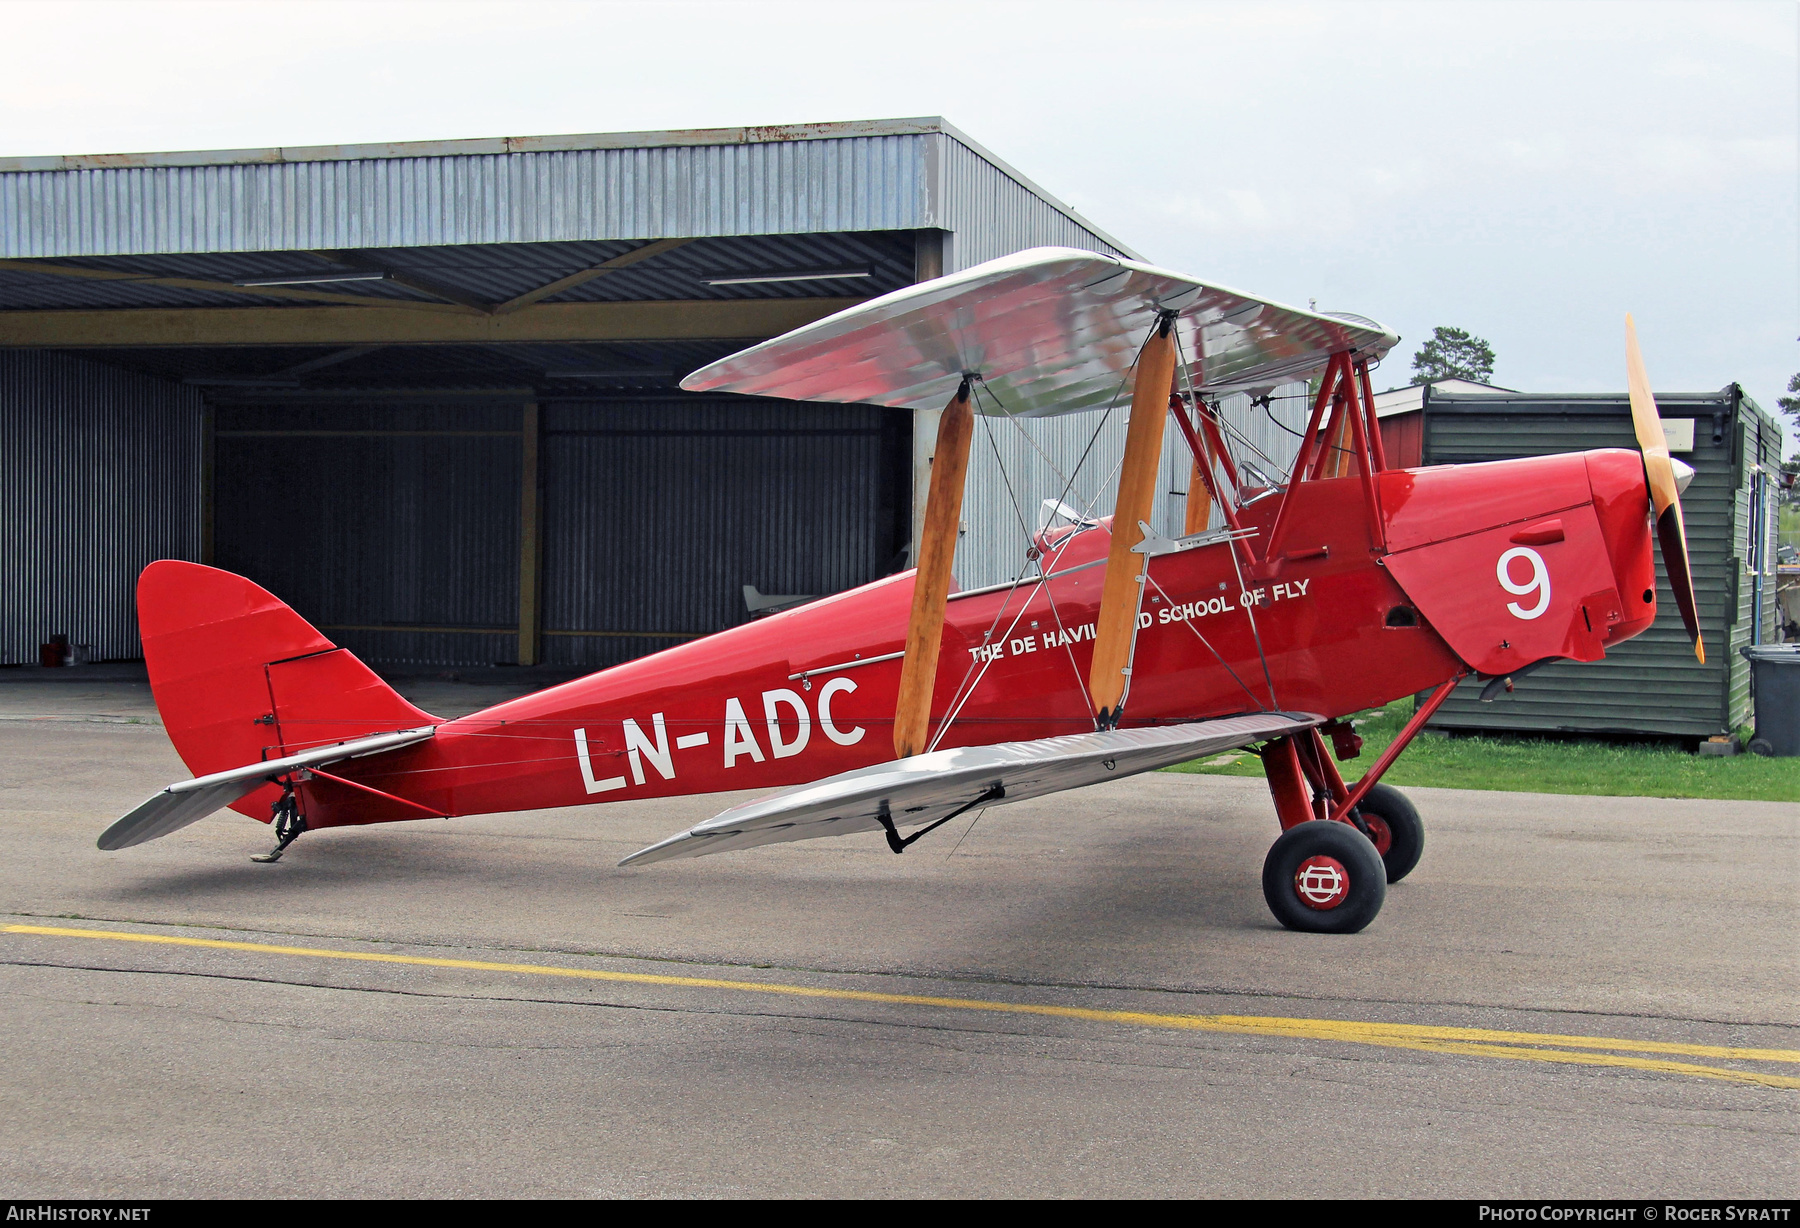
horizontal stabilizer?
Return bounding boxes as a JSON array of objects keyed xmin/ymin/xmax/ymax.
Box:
[
  {"xmin": 621, "ymin": 712, "xmax": 1318, "ymax": 867},
  {"xmin": 743, "ymin": 584, "xmax": 816, "ymax": 615},
  {"xmin": 98, "ymin": 726, "xmax": 437, "ymax": 851}
]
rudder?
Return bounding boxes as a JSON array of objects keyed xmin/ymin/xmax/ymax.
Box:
[{"xmin": 138, "ymin": 561, "xmax": 439, "ymax": 819}]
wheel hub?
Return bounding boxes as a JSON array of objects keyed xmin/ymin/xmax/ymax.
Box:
[{"xmin": 1294, "ymin": 855, "xmax": 1350, "ymax": 910}]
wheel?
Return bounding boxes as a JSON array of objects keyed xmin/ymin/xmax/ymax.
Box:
[
  {"xmin": 1748, "ymin": 738, "xmax": 1774, "ymax": 757},
  {"xmin": 1353, "ymin": 783, "xmax": 1424, "ymax": 883},
  {"xmin": 1262, "ymin": 820, "xmax": 1387, "ymax": 934}
]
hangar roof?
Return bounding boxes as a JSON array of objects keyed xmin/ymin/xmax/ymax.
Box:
[
  {"xmin": 0, "ymin": 119, "xmax": 1138, "ymax": 399},
  {"xmin": 0, "ymin": 117, "xmax": 1135, "ymax": 262}
]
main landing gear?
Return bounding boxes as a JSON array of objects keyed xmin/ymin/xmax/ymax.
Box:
[
  {"xmin": 1255, "ymin": 681, "xmax": 1459, "ymax": 933},
  {"xmin": 1262, "ymin": 820, "xmax": 1386, "ymax": 934}
]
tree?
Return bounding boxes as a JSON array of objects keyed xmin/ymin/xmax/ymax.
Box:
[
  {"xmin": 1410, "ymin": 326, "xmax": 1495, "ymax": 385},
  {"xmin": 1778, "ymin": 371, "xmax": 1799, "ymax": 428}
]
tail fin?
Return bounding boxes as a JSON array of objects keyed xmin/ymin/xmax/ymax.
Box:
[{"xmin": 138, "ymin": 562, "xmax": 439, "ymax": 818}]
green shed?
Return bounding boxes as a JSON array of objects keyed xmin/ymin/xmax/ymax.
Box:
[{"xmin": 1393, "ymin": 384, "xmax": 1784, "ymax": 741}]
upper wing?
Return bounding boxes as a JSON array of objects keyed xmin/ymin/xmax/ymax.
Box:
[
  {"xmin": 620, "ymin": 711, "xmax": 1318, "ymax": 866},
  {"xmin": 679, "ymin": 246, "xmax": 1396, "ymax": 416},
  {"xmin": 97, "ymin": 725, "xmax": 437, "ymax": 850}
]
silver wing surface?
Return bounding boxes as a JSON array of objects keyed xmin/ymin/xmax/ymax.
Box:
[
  {"xmin": 621, "ymin": 712, "xmax": 1318, "ymax": 866},
  {"xmin": 679, "ymin": 246, "xmax": 1396, "ymax": 416},
  {"xmin": 97, "ymin": 725, "xmax": 437, "ymax": 851}
]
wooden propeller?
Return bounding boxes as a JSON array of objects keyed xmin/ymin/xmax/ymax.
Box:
[{"xmin": 1624, "ymin": 314, "xmax": 1704, "ymax": 663}]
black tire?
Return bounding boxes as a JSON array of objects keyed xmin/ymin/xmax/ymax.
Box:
[
  {"xmin": 1355, "ymin": 782, "xmax": 1424, "ymax": 883},
  {"xmin": 1262, "ymin": 820, "xmax": 1386, "ymax": 934},
  {"xmin": 1748, "ymin": 738, "xmax": 1774, "ymax": 758}
]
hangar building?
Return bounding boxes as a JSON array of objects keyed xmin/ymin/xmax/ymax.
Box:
[{"xmin": 3, "ymin": 118, "xmax": 1247, "ymax": 673}]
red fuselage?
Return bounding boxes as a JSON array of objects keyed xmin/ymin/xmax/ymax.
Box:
[{"xmin": 296, "ymin": 448, "xmax": 1656, "ymax": 830}]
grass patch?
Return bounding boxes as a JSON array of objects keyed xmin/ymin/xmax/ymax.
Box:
[{"xmin": 1168, "ymin": 699, "xmax": 1800, "ymax": 802}]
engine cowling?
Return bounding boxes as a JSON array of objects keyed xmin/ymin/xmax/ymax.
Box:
[{"xmin": 1376, "ymin": 450, "xmax": 1656, "ymax": 678}]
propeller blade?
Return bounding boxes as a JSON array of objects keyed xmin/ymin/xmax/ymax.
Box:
[{"xmin": 1625, "ymin": 315, "xmax": 1704, "ymax": 663}]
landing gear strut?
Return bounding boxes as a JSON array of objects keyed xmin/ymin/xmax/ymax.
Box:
[
  {"xmin": 251, "ymin": 784, "xmax": 307, "ymax": 863},
  {"xmin": 874, "ymin": 785, "xmax": 1005, "ymax": 854},
  {"xmin": 1255, "ymin": 677, "xmax": 1462, "ymax": 930}
]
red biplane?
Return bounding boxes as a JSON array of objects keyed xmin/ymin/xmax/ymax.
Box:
[{"xmin": 100, "ymin": 248, "xmax": 1703, "ymax": 933}]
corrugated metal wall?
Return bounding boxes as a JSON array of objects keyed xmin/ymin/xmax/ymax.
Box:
[
  {"xmin": 1725, "ymin": 398, "xmax": 1786, "ymax": 722},
  {"xmin": 3, "ymin": 123, "xmax": 1140, "ymax": 264},
  {"xmin": 209, "ymin": 394, "xmax": 909, "ymax": 670},
  {"xmin": 0, "ymin": 350, "xmax": 202, "ymax": 664},
  {"xmin": 936, "ymin": 138, "xmax": 1129, "ymax": 270},
  {"xmin": 1421, "ymin": 389, "xmax": 1775, "ymax": 738},
  {"xmin": 212, "ymin": 400, "xmax": 523, "ymax": 666},
  {"xmin": 542, "ymin": 397, "xmax": 908, "ymax": 670}
]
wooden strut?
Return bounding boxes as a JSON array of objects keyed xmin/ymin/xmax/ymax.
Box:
[
  {"xmin": 1088, "ymin": 315, "xmax": 1180, "ymax": 728},
  {"xmin": 1319, "ymin": 386, "xmax": 1355, "ymax": 479},
  {"xmin": 1182, "ymin": 395, "xmax": 1215, "ymax": 535},
  {"xmin": 892, "ymin": 379, "xmax": 974, "ymax": 760},
  {"xmin": 1309, "ymin": 384, "xmax": 1350, "ymax": 480},
  {"xmin": 1185, "ymin": 451, "xmax": 1213, "ymax": 534},
  {"xmin": 1169, "ymin": 397, "xmax": 1256, "ymax": 572}
]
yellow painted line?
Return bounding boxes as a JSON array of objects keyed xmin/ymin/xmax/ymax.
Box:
[
  {"xmin": 7, "ymin": 924, "xmax": 1797, "ymax": 1089},
  {"xmin": 1381, "ymin": 1038, "xmax": 1800, "ymax": 1091}
]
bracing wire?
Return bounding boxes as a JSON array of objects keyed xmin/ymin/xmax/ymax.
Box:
[
  {"xmin": 970, "ymin": 384, "xmax": 1097, "ymax": 710},
  {"xmin": 1220, "ymin": 531, "xmax": 1280, "ymax": 709},
  {"xmin": 927, "ymin": 557, "xmax": 1052, "ymax": 753},
  {"xmin": 1143, "ymin": 570, "xmax": 1268, "ymax": 712},
  {"xmin": 1047, "ymin": 328, "xmax": 1155, "ymax": 526},
  {"xmin": 975, "ymin": 389, "xmax": 1046, "ymax": 560},
  {"xmin": 921, "ymin": 324, "xmax": 1164, "ymax": 752},
  {"xmin": 995, "ymin": 391, "xmax": 1076, "ymax": 495},
  {"xmin": 945, "ymin": 805, "xmax": 989, "ymax": 857},
  {"xmin": 1171, "ymin": 329, "xmax": 1281, "ymax": 477},
  {"xmin": 1034, "ymin": 556, "xmax": 1097, "ymax": 716}
]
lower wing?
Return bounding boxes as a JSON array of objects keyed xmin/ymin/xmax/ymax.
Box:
[{"xmin": 621, "ymin": 711, "xmax": 1319, "ymax": 866}]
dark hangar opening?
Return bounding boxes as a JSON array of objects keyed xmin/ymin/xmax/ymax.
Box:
[
  {"xmin": 51, "ymin": 232, "xmax": 920, "ymax": 669},
  {"xmin": 0, "ymin": 120, "xmax": 1139, "ymax": 672}
]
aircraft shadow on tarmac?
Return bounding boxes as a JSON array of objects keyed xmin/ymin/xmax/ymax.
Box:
[{"xmin": 89, "ymin": 779, "xmax": 1329, "ymax": 986}]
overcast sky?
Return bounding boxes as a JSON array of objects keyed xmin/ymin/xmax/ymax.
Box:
[{"xmin": 4, "ymin": 0, "xmax": 1795, "ymax": 449}]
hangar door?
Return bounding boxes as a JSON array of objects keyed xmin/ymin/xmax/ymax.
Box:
[{"xmin": 213, "ymin": 396, "xmax": 909, "ymax": 670}]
